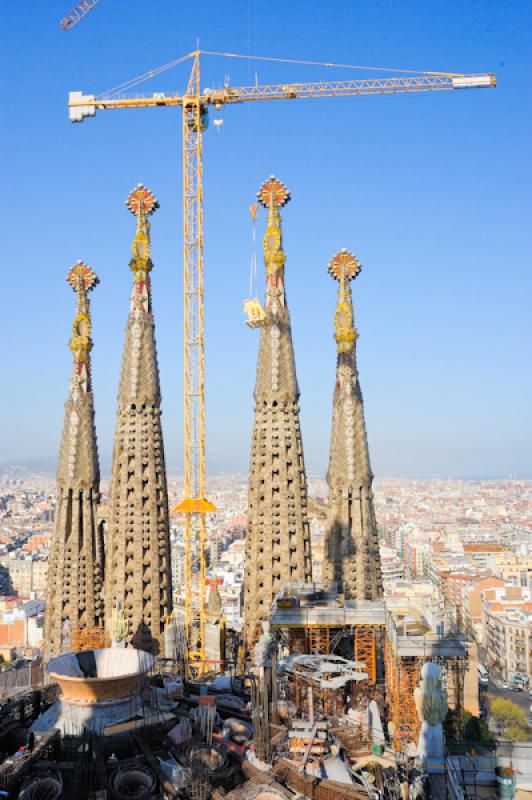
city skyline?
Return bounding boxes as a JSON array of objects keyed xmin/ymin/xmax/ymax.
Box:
[{"xmin": 2, "ymin": 1, "xmax": 531, "ymax": 477}]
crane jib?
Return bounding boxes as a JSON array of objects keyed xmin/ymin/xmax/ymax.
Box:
[{"xmin": 68, "ymin": 73, "xmax": 495, "ymax": 120}]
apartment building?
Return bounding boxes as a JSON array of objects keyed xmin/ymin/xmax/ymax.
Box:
[
  {"xmin": 481, "ymin": 585, "xmax": 532, "ymax": 682},
  {"xmin": 490, "ymin": 552, "xmax": 532, "ymax": 592}
]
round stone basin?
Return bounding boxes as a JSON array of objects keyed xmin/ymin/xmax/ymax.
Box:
[{"xmin": 46, "ymin": 648, "xmax": 155, "ymax": 705}]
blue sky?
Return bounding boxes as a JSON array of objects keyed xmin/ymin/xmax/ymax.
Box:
[{"xmin": 1, "ymin": 1, "xmax": 531, "ymax": 477}]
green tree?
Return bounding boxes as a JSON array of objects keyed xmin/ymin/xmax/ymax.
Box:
[
  {"xmin": 490, "ymin": 698, "xmax": 527, "ymax": 728},
  {"xmin": 444, "ymin": 709, "xmax": 493, "ymax": 744},
  {"xmin": 444, "ymin": 707, "xmax": 463, "ymax": 740},
  {"xmin": 0, "ymin": 564, "xmax": 14, "ymax": 595},
  {"xmin": 490, "ymin": 698, "xmax": 532, "ymax": 740},
  {"xmin": 505, "ymin": 723, "xmax": 531, "ymax": 742},
  {"xmin": 464, "ymin": 714, "xmax": 493, "ymax": 744}
]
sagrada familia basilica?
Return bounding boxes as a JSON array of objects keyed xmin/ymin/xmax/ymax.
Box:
[{"xmin": 45, "ymin": 177, "xmax": 384, "ymax": 657}]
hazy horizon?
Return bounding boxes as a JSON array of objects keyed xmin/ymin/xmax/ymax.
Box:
[{"xmin": 1, "ymin": 455, "xmax": 530, "ymax": 483}]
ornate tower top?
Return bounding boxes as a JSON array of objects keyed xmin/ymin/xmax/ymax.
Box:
[
  {"xmin": 66, "ymin": 260, "xmax": 99, "ymax": 397},
  {"xmin": 126, "ymin": 183, "xmax": 159, "ymax": 313},
  {"xmin": 257, "ymin": 176, "xmax": 290, "ymax": 209},
  {"xmin": 45, "ymin": 259, "xmax": 104, "ymax": 659},
  {"xmin": 105, "ymin": 182, "xmax": 171, "ymax": 652},
  {"xmin": 324, "ymin": 247, "xmax": 382, "ymax": 600},
  {"xmin": 244, "ymin": 176, "xmax": 312, "ymax": 641},
  {"xmin": 328, "ymin": 248, "xmax": 362, "ymax": 354},
  {"xmin": 257, "ymin": 176, "xmax": 290, "ymax": 311}
]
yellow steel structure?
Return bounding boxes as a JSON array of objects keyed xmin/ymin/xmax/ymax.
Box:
[
  {"xmin": 384, "ymin": 638, "xmax": 421, "ymax": 750},
  {"xmin": 172, "ymin": 55, "xmax": 217, "ymax": 668},
  {"xmin": 354, "ymin": 625, "xmax": 378, "ymax": 687},
  {"xmin": 68, "ymin": 50, "xmax": 495, "ymax": 672}
]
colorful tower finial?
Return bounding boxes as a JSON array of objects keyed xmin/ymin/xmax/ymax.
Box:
[
  {"xmin": 66, "ymin": 260, "xmax": 99, "ymax": 395},
  {"xmin": 67, "ymin": 259, "xmax": 99, "ymax": 292},
  {"xmin": 105, "ymin": 184, "xmax": 172, "ymax": 653},
  {"xmin": 126, "ymin": 183, "xmax": 159, "ymax": 217},
  {"xmin": 257, "ymin": 176, "xmax": 290, "ymax": 310},
  {"xmin": 45, "ymin": 260, "xmax": 104, "ymax": 659},
  {"xmin": 126, "ymin": 183, "xmax": 159, "ymax": 313},
  {"xmin": 244, "ymin": 177, "xmax": 312, "ymax": 643},
  {"xmin": 324, "ymin": 247, "xmax": 383, "ymax": 601},
  {"xmin": 257, "ymin": 175, "xmax": 290, "ymax": 210},
  {"xmin": 328, "ymin": 248, "xmax": 361, "ymax": 354}
]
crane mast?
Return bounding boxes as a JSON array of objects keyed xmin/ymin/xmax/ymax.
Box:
[
  {"xmin": 174, "ymin": 53, "xmax": 216, "ymax": 669},
  {"xmin": 68, "ymin": 51, "xmax": 495, "ymax": 673}
]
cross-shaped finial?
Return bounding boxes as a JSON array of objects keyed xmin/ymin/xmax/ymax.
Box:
[
  {"xmin": 327, "ymin": 248, "xmax": 362, "ymax": 281},
  {"xmin": 257, "ymin": 175, "xmax": 290, "ymax": 209},
  {"xmin": 125, "ymin": 183, "xmax": 159, "ymax": 217},
  {"xmin": 66, "ymin": 260, "xmax": 99, "ymax": 292}
]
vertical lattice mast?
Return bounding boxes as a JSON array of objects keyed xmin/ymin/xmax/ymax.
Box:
[
  {"xmin": 244, "ymin": 177, "xmax": 312, "ymax": 642},
  {"xmin": 173, "ymin": 54, "xmax": 217, "ymax": 671},
  {"xmin": 324, "ymin": 249, "xmax": 382, "ymax": 600},
  {"xmin": 105, "ymin": 185, "xmax": 172, "ymax": 653},
  {"xmin": 45, "ymin": 262, "xmax": 104, "ymax": 659}
]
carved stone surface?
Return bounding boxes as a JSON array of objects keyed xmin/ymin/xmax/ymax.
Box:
[
  {"xmin": 244, "ymin": 179, "xmax": 312, "ymax": 642},
  {"xmin": 44, "ymin": 263, "xmax": 104, "ymax": 660},
  {"xmin": 104, "ymin": 186, "xmax": 172, "ymax": 654},
  {"xmin": 324, "ymin": 252, "xmax": 383, "ymax": 601}
]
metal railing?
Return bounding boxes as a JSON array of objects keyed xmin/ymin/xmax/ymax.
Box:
[{"xmin": 0, "ymin": 664, "xmax": 44, "ymax": 700}]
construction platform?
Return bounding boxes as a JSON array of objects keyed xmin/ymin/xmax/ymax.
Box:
[
  {"xmin": 269, "ymin": 583, "xmax": 471, "ymax": 750},
  {"xmin": 270, "ymin": 584, "xmax": 468, "ymax": 660},
  {"xmin": 270, "ymin": 599, "xmax": 386, "ymax": 630}
]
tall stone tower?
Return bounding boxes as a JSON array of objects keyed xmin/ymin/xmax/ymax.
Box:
[
  {"xmin": 105, "ymin": 185, "xmax": 172, "ymax": 653},
  {"xmin": 244, "ymin": 177, "xmax": 312, "ymax": 642},
  {"xmin": 324, "ymin": 249, "xmax": 382, "ymax": 600},
  {"xmin": 45, "ymin": 261, "xmax": 104, "ymax": 659}
]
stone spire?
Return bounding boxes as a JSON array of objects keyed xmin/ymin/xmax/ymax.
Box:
[
  {"xmin": 324, "ymin": 250, "xmax": 382, "ymax": 600},
  {"xmin": 104, "ymin": 185, "xmax": 172, "ymax": 654},
  {"xmin": 244, "ymin": 177, "xmax": 312, "ymax": 642},
  {"xmin": 44, "ymin": 262, "xmax": 104, "ymax": 659}
]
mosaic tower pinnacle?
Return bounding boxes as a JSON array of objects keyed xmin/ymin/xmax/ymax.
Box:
[
  {"xmin": 45, "ymin": 262, "xmax": 104, "ymax": 659},
  {"xmin": 104, "ymin": 185, "xmax": 172, "ymax": 653},
  {"xmin": 244, "ymin": 177, "xmax": 312, "ymax": 642},
  {"xmin": 324, "ymin": 250, "xmax": 382, "ymax": 600}
]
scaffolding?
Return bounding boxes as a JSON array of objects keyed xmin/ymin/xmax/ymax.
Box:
[
  {"xmin": 385, "ymin": 639, "xmax": 420, "ymax": 749},
  {"xmin": 384, "ymin": 613, "xmax": 469, "ymax": 750},
  {"xmin": 354, "ymin": 626, "xmax": 378, "ymax": 686},
  {"xmin": 271, "ymin": 586, "xmax": 470, "ymax": 752},
  {"xmin": 283, "ymin": 623, "xmax": 382, "ymax": 691},
  {"xmin": 309, "ymin": 627, "xmax": 332, "ymax": 656}
]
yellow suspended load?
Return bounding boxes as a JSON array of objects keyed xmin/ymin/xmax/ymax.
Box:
[{"xmin": 244, "ymin": 202, "xmax": 267, "ymax": 327}]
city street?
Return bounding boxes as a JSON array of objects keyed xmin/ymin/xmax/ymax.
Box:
[{"xmin": 483, "ymin": 680, "xmax": 532, "ymax": 717}]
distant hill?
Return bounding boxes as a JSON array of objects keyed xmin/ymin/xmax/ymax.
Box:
[{"xmin": 0, "ymin": 457, "xmax": 57, "ymax": 475}]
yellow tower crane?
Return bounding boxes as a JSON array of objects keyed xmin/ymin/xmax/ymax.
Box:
[{"xmin": 68, "ymin": 50, "xmax": 495, "ymax": 673}]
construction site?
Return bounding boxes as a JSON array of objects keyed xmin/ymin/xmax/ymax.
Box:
[{"xmin": 0, "ymin": 2, "xmax": 508, "ymax": 799}]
